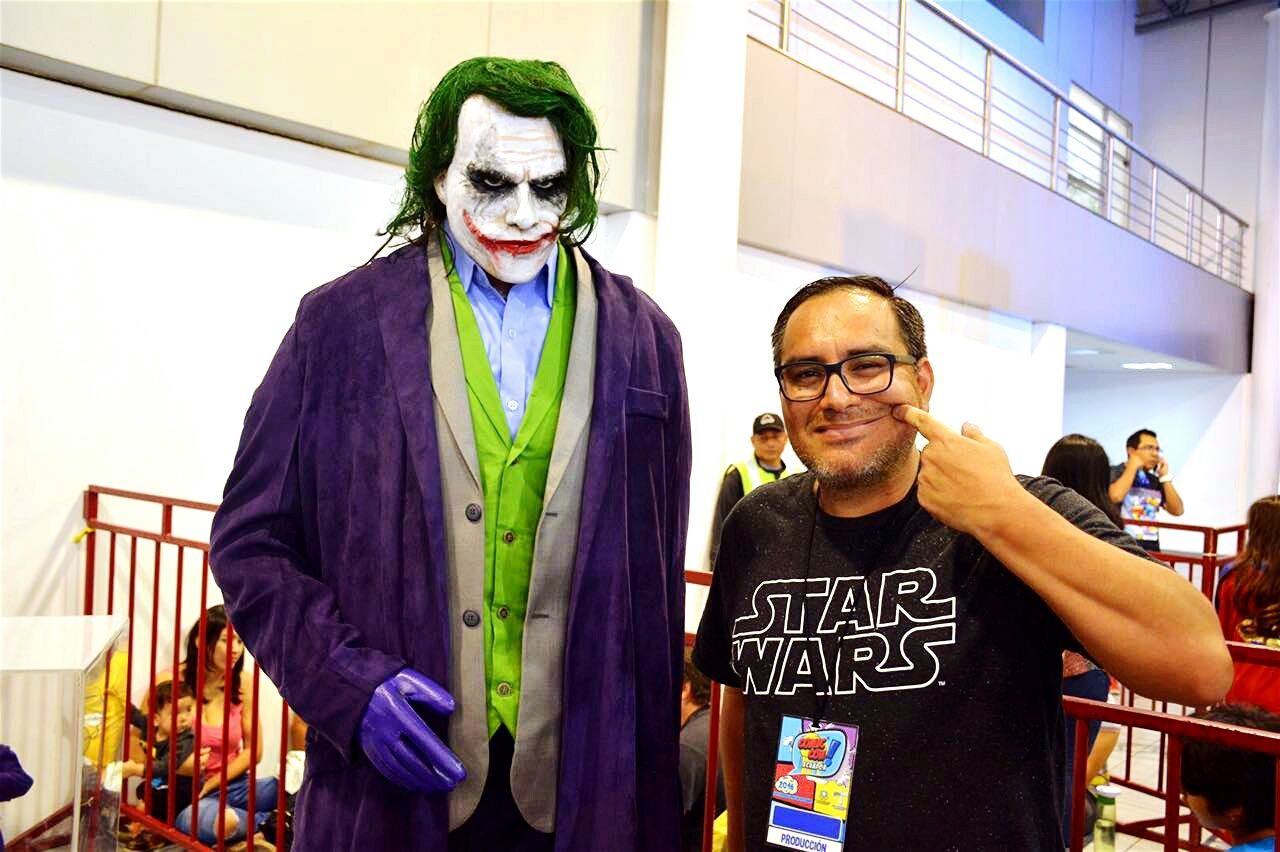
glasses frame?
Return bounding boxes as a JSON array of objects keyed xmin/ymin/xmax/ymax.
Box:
[{"xmin": 774, "ymin": 352, "xmax": 919, "ymax": 402}]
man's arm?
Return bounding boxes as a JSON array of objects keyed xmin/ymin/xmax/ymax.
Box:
[
  {"xmin": 719, "ymin": 686, "xmax": 746, "ymax": 852},
  {"xmin": 1160, "ymin": 468, "xmax": 1185, "ymax": 516},
  {"xmin": 896, "ymin": 406, "xmax": 1233, "ymax": 706},
  {"xmin": 1108, "ymin": 456, "xmax": 1141, "ymax": 504},
  {"xmin": 210, "ymin": 321, "xmax": 407, "ymax": 762}
]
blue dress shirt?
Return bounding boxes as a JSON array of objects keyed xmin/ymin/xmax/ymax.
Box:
[{"xmin": 442, "ymin": 222, "xmax": 558, "ymax": 440}]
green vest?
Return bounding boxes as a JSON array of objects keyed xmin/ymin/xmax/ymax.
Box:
[
  {"xmin": 734, "ymin": 457, "xmax": 792, "ymax": 495},
  {"xmin": 441, "ymin": 236, "xmax": 576, "ymax": 737}
]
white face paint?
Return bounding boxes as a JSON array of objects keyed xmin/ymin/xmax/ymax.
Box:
[{"xmin": 434, "ymin": 95, "xmax": 568, "ymax": 285}]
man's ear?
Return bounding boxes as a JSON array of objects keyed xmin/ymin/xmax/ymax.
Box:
[
  {"xmin": 680, "ymin": 681, "xmax": 692, "ymax": 702},
  {"xmin": 916, "ymin": 356, "xmax": 935, "ymax": 410}
]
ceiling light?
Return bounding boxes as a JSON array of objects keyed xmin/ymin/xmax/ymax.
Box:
[
  {"xmin": 1121, "ymin": 362, "xmax": 1173, "ymax": 370},
  {"xmin": 1069, "ymin": 348, "xmax": 1101, "ymax": 356}
]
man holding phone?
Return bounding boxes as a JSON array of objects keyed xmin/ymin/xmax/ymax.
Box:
[{"xmin": 1108, "ymin": 428, "xmax": 1185, "ymax": 551}]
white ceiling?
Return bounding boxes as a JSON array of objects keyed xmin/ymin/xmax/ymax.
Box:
[{"xmin": 1064, "ymin": 329, "xmax": 1225, "ymax": 374}]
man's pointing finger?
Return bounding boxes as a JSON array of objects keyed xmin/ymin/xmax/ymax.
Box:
[{"xmin": 892, "ymin": 404, "xmax": 953, "ymax": 442}]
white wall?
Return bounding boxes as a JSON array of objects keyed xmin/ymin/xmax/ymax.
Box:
[
  {"xmin": 1063, "ymin": 368, "xmax": 1254, "ymax": 552},
  {"xmin": 1133, "ymin": 1, "xmax": 1272, "ymax": 287},
  {"xmin": 944, "ymin": 0, "xmax": 1145, "ymax": 122}
]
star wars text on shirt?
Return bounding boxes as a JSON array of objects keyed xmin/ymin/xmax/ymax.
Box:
[{"xmin": 730, "ymin": 568, "xmax": 957, "ymax": 696}]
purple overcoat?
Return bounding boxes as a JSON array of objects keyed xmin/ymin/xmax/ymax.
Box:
[{"xmin": 209, "ymin": 243, "xmax": 691, "ymax": 850}]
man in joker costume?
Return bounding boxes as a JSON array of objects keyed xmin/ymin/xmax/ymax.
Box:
[{"xmin": 210, "ymin": 58, "xmax": 691, "ymax": 850}]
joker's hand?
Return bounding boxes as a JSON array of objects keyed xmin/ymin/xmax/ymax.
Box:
[
  {"xmin": 359, "ymin": 668, "xmax": 465, "ymax": 794},
  {"xmin": 892, "ymin": 404, "xmax": 1028, "ymax": 538}
]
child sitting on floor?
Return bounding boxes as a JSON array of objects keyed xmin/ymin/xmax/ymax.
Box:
[
  {"xmin": 123, "ymin": 680, "xmax": 202, "ymax": 822},
  {"xmin": 1182, "ymin": 704, "xmax": 1280, "ymax": 852}
]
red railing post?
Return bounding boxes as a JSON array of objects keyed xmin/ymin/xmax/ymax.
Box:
[
  {"xmin": 192, "ymin": 570, "xmax": 210, "ymax": 843},
  {"xmin": 216, "ymin": 620, "xmax": 234, "ymax": 851},
  {"xmin": 278, "ymin": 701, "xmax": 291, "ymax": 851},
  {"xmin": 143, "ymin": 539, "xmax": 163, "ymax": 815},
  {"xmin": 124, "ymin": 537, "xmax": 138, "ymax": 770},
  {"xmin": 1163, "ymin": 737, "xmax": 1182, "ymax": 851},
  {"xmin": 83, "ymin": 489, "xmax": 99, "ymax": 614},
  {"xmin": 702, "ymin": 679, "xmax": 721, "ymax": 852},
  {"xmin": 1068, "ymin": 715, "xmax": 1089, "ymax": 852},
  {"xmin": 246, "ymin": 665, "xmax": 261, "ymax": 848},
  {"xmin": 169, "ymin": 544, "xmax": 185, "ymax": 823},
  {"xmin": 107, "ymin": 531, "xmax": 117, "ymax": 616}
]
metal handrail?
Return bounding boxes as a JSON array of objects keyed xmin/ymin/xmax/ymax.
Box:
[
  {"xmin": 912, "ymin": 0, "xmax": 1247, "ymax": 229},
  {"xmin": 755, "ymin": 0, "xmax": 1251, "ymax": 286}
]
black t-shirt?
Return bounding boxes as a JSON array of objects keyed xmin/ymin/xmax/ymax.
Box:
[{"xmin": 693, "ymin": 472, "xmax": 1152, "ymax": 851}]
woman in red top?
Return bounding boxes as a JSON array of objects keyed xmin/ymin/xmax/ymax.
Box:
[{"xmin": 1216, "ymin": 495, "xmax": 1280, "ymax": 712}]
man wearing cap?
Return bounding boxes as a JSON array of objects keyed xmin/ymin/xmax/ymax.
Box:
[{"xmin": 709, "ymin": 413, "xmax": 794, "ymax": 566}]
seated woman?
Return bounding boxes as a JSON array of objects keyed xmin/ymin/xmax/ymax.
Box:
[
  {"xmin": 1216, "ymin": 495, "xmax": 1280, "ymax": 712},
  {"xmin": 161, "ymin": 605, "xmax": 279, "ymax": 844}
]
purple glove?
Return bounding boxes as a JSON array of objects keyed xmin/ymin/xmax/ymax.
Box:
[{"xmin": 359, "ymin": 669, "xmax": 465, "ymax": 794}]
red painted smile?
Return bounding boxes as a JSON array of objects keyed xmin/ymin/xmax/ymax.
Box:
[{"xmin": 464, "ymin": 211, "xmax": 557, "ymax": 257}]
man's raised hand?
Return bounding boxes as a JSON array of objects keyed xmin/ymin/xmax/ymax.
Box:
[{"xmin": 892, "ymin": 404, "xmax": 1027, "ymax": 537}]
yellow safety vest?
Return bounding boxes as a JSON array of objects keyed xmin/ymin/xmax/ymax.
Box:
[{"xmin": 733, "ymin": 457, "xmax": 793, "ymax": 495}]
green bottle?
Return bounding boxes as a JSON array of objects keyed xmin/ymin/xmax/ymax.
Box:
[{"xmin": 1093, "ymin": 783, "xmax": 1121, "ymax": 852}]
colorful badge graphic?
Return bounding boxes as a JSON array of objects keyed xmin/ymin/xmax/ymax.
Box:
[{"xmin": 767, "ymin": 716, "xmax": 858, "ymax": 851}]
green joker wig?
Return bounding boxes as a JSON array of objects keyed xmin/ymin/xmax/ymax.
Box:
[{"xmin": 385, "ymin": 56, "xmax": 603, "ymax": 245}]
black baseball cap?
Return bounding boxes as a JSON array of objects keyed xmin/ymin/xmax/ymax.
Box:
[{"xmin": 753, "ymin": 413, "xmax": 785, "ymax": 434}]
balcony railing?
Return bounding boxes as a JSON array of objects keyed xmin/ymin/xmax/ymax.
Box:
[{"xmin": 748, "ymin": 0, "xmax": 1251, "ymax": 287}]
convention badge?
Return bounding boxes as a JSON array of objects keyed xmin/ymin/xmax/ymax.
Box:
[{"xmin": 766, "ymin": 715, "xmax": 858, "ymax": 852}]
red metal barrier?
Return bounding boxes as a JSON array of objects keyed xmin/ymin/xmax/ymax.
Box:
[
  {"xmin": 1065, "ymin": 694, "xmax": 1280, "ymax": 852},
  {"xmin": 73, "ymin": 493, "xmax": 1263, "ymax": 851},
  {"xmin": 1072, "ymin": 642, "xmax": 1280, "ymax": 851},
  {"xmin": 79, "ymin": 485, "xmax": 291, "ymax": 852},
  {"xmin": 685, "ymin": 569, "xmax": 720, "ymax": 852}
]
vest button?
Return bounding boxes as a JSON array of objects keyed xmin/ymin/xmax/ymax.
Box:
[
  {"xmin": 496, "ymin": 682, "xmax": 513, "ymax": 697},
  {"xmin": 497, "ymin": 605, "xmax": 510, "ymax": 619},
  {"xmin": 462, "ymin": 610, "xmax": 481, "ymax": 628},
  {"xmin": 502, "ymin": 530, "xmax": 516, "ymax": 544},
  {"xmin": 465, "ymin": 503, "xmax": 482, "ymax": 523}
]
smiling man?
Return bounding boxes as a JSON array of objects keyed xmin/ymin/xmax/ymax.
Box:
[
  {"xmin": 211, "ymin": 58, "xmax": 691, "ymax": 851},
  {"xmin": 693, "ymin": 275, "xmax": 1232, "ymax": 851}
]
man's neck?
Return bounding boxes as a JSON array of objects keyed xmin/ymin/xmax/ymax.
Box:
[
  {"xmin": 756, "ymin": 454, "xmax": 783, "ymax": 472},
  {"xmin": 680, "ymin": 700, "xmax": 703, "ymax": 728},
  {"xmin": 1232, "ymin": 828, "xmax": 1275, "ymax": 846},
  {"xmin": 818, "ymin": 450, "xmax": 919, "ymax": 518}
]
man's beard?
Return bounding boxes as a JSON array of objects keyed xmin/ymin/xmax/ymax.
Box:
[{"xmin": 796, "ymin": 429, "xmax": 916, "ymax": 493}]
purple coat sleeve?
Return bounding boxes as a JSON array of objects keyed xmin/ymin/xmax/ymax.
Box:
[{"xmin": 210, "ymin": 319, "xmax": 407, "ymax": 762}]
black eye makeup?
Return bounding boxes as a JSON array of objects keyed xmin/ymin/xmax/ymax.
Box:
[
  {"xmin": 466, "ymin": 166, "xmax": 515, "ymax": 195},
  {"xmin": 530, "ymin": 172, "xmax": 567, "ymax": 200}
]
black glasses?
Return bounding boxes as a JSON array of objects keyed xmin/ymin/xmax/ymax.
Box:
[{"xmin": 774, "ymin": 352, "xmax": 918, "ymax": 402}]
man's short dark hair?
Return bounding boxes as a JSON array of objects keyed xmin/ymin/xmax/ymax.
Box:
[
  {"xmin": 1182, "ymin": 703, "xmax": 1280, "ymax": 834},
  {"xmin": 151, "ymin": 679, "xmax": 193, "ymax": 713},
  {"xmin": 1126, "ymin": 429, "xmax": 1158, "ymax": 451},
  {"xmin": 770, "ymin": 276, "xmax": 927, "ymax": 367},
  {"xmin": 683, "ymin": 647, "xmax": 711, "ymax": 708}
]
